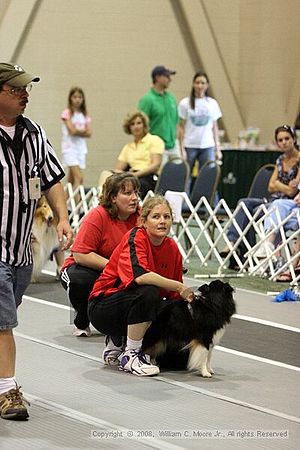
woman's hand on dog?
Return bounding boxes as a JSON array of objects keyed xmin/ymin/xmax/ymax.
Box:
[{"xmin": 179, "ymin": 285, "xmax": 195, "ymax": 303}]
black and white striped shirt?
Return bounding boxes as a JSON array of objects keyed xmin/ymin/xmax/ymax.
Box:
[{"xmin": 0, "ymin": 115, "xmax": 65, "ymax": 266}]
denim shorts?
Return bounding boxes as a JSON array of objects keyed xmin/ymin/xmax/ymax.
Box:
[{"xmin": 0, "ymin": 261, "xmax": 33, "ymax": 330}]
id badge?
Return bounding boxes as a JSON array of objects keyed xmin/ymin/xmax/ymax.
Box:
[{"xmin": 29, "ymin": 177, "xmax": 41, "ymax": 200}]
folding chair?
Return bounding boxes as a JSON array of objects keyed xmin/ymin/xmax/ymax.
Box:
[
  {"xmin": 200, "ymin": 162, "xmax": 276, "ymax": 274},
  {"xmin": 229, "ymin": 163, "xmax": 275, "ymax": 262},
  {"xmin": 154, "ymin": 156, "xmax": 190, "ymax": 195},
  {"xmin": 211, "ymin": 163, "xmax": 275, "ymax": 242},
  {"xmin": 188, "ymin": 160, "xmax": 221, "ymax": 209},
  {"xmin": 178, "ymin": 160, "xmax": 221, "ymax": 247},
  {"xmin": 247, "ymin": 163, "xmax": 275, "ymax": 198}
]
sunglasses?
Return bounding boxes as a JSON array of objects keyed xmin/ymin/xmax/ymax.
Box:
[{"xmin": 1, "ymin": 83, "xmax": 33, "ymax": 96}]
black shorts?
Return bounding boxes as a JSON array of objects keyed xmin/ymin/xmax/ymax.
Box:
[{"xmin": 88, "ymin": 284, "xmax": 161, "ymax": 336}]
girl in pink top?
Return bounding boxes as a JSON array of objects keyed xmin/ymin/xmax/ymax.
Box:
[{"xmin": 61, "ymin": 87, "xmax": 92, "ymax": 201}]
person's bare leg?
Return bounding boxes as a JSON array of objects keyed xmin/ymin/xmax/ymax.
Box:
[
  {"xmin": 0, "ymin": 329, "xmax": 29, "ymax": 420},
  {"xmin": 127, "ymin": 322, "xmax": 151, "ymax": 341},
  {"xmin": 0, "ymin": 330, "xmax": 15, "ymax": 378},
  {"xmin": 69, "ymin": 166, "xmax": 83, "ymax": 204},
  {"xmin": 67, "ymin": 167, "xmax": 74, "ymax": 185}
]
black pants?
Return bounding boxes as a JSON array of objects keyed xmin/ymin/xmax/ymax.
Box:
[
  {"xmin": 88, "ymin": 285, "xmax": 161, "ymax": 338},
  {"xmin": 60, "ymin": 263, "xmax": 101, "ymax": 329}
]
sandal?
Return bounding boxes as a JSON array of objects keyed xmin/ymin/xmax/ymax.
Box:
[
  {"xmin": 219, "ymin": 243, "xmax": 238, "ymax": 258},
  {"xmin": 276, "ymin": 271, "xmax": 292, "ymax": 282},
  {"xmin": 219, "ymin": 247, "xmax": 230, "ymax": 257},
  {"xmin": 294, "ymin": 266, "xmax": 300, "ymax": 275}
]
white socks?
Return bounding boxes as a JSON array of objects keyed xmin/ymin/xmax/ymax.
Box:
[
  {"xmin": 0, "ymin": 377, "xmax": 16, "ymax": 394},
  {"xmin": 126, "ymin": 337, "xmax": 143, "ymax": 352}
]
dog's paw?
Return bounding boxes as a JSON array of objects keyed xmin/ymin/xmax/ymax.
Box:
[
  {"xmin": 201, "ymin": 370, "xmax": 212, "ymax": 378},
  {"xmin": 207, "ymin": 367, "xmax": 214, "ymax": 375}
]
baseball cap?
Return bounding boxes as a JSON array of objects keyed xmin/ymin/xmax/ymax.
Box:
[
  {"xmin": 0, "ymin": 63, "xmax": 40, "ymax": 87},
  {"xmin": 151, "ymin": 65, "xmax": 176, "ymax": 80}
]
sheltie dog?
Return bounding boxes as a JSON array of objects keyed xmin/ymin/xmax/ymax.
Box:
[
  {"xmin": 31, "ymin": 196, "xmax": 59, "ymax": 282},
  {"xmin": 142, "ymin": 280, "xmax": 236, "ymax": 377}
]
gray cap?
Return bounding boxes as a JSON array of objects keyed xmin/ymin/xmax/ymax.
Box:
[{"xmin": 0, "ymin": 63, "xmax": 40, "ymax": 87}]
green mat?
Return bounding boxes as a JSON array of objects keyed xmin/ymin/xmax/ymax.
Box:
[{"xmin": 184, "ymin": 255, "xmax": 293, "ymax": 294}]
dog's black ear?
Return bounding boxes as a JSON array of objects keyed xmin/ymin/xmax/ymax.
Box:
[
  {"xmin": 223, "ymin": 282, "xmax": 234, "ymax": 294},
  {"xmin": 198, "ymin": 284, "xmax": 209, "ymax": 295}
]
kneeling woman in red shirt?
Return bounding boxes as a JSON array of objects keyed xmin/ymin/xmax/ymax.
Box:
[
  {"xmin": 88, "ymin": 195, "xmax": 193, "ymax": 376},
  {"xmin": 60, "ymin": 173, "xmax": 140, "ymax": 337}
]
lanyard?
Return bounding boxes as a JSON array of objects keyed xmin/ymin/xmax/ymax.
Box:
[{"xmin": 0, "ymin": 119, "xmax": 35, "ymax": 212}]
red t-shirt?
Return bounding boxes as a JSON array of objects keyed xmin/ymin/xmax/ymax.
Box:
[
  {"xmin": 89, "ymin": 227, "xmax": 183, "ymax": 300},
  {"xmin": 62, "ymin": 206, "xmax": 139, "ymax": 270}
]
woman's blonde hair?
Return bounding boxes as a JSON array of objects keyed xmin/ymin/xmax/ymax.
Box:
[
  {"xmin": 100, "ymin": 173, "xmax": 140, "ymax": 219},
  {"xmin": 139, "ymin": 195, "xmax": 172, "ymax": 225},
  {"xmin": 123, "ymin": 111, "xmax": 149, "ymax": 135}
]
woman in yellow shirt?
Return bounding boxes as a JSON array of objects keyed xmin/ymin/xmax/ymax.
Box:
[
  {"xmin": 107, "ymin": 111, "xmax": 164, "ymax": 199},
  {"xmin": 98, "ymin": 112, "xmax": 164, "ymax": 198}
]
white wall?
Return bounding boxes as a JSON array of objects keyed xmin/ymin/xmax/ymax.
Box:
[{"xmin": 1, "ymin": 0, "xmax": 299, "ymax": 186}]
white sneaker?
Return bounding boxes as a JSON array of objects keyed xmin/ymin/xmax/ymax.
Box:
[
  {"xmin": 102, "ymin": 336, "xmax": 124, "ymax": 366},
  {"xmin": 254, "ymin": 241, "xmax": 275, "ymax": 259},
  {"xmin": 72, "ymin": 326, "xmax": 91, "ymax": 337},
  {"xmin": 119, "ymin": 349, "xmax": 160, "ymax": 376}
]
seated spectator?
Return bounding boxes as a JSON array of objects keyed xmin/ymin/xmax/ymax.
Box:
[
  {"xmin": 88, "ymin": 195, "xmax": 193, "ymax": 376},
  {"xmin": 254, "ymin": 191, "xmax": 300, "ymax": 258},
  {"xmin": 98, "ymin": 111, "xmax": 164, "ymax": 199},
  {"xmin": 220, "ymin": 125, "xmax": 300, "ymax": 260},
  {"xmin": 60, "ymin": 173, "xmax": 140, "ymax": 336}
]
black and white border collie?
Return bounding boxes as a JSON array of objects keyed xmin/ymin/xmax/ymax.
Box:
[{"xmin": 142, "ymin": 280, "xmax": 236, "ymax": 377}]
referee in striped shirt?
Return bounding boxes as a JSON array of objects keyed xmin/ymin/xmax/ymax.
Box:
[{"xmin": 0, "ymin": 63, "xmax": 73, "ymax": 420}]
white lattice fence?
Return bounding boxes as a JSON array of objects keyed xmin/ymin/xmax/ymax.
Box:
[
  {"xmin": 64, "ymin": 184, "xmax": 99, "ymax": 232},
  {"xmin": 67, "ymin": 186, "xmax": 300, "ymax": 285},
  {"xmin": 146, "ymin": 190, "xmax": 300, "ymax": 286}
]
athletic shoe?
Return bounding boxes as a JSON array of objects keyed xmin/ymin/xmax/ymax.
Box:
[
  {"xmin": 72, "ymin": 326, "xmax": 92, "ymax": 337},
  {"xmin": 0, "ymin": 385, "xmax": 30, "ymax": 420},
  {"xmin": 254, "ymin": 241, "xmax": 275, "ymax": 259},
  {"xmin": 102, "ymin": 336, "xmax": 124, "ymax": 366},
  {"xmin": 119, "ymin": 349, "xmax": 160, "ymax": 376}
]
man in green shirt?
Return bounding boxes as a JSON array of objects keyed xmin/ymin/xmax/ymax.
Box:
[{"xmin": 138, "ymin": 66, "xmax": 181, "ymax": 165}]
